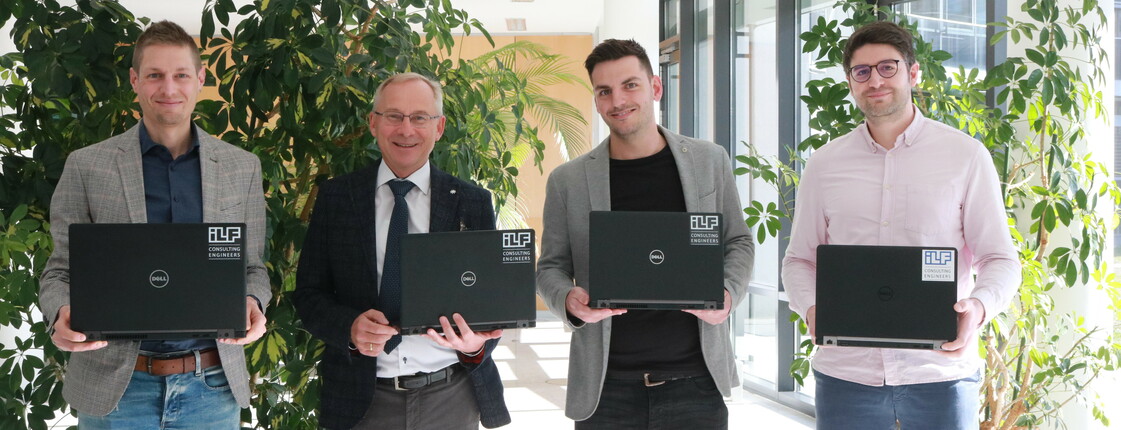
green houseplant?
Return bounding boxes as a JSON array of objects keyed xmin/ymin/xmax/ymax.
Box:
[
  {"xmin": 737, "ymin": 0, "xmax": 1121, "ymax": 428},
  {"xmin": 0, "ymin": 0, "xmax": 588, "ymax": 428}
]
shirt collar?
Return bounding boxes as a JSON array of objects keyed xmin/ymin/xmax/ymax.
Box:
[
  {"xmin": 857, "ymin": 104, "xmax": 926, "ymax": 153},
  {"xmin": 138, "ymin": 121, "xmax": 200, "ymax": 155},
  {"xmin": 377, "ymin": 160, "xmax": 431, "ymax": 196}
]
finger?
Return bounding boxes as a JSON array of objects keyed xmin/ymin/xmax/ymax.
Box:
[
  {"xmin": 360, "ymin": 321, "xmax": 399, "ymax": 336},
  {"xmin": 452, "ymin": 313, "xmax": 474, "ymax": 336},
  {"xmin": 425, "ymin": 329, "xmax": 453, "ymax": 348},
  {"xmin": 364, "ymin": 309, "xmax": 390, "ymax": 325},
  {"xmin": 439, "ymin": 316, "xmax": 462, "ymax": 342},
  {"xmin": 474, "ymin": 329, "xmax": 503, "ymax": 340}
]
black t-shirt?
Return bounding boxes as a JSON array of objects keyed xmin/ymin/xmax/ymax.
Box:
[{"xmin": 605, "ymin": 144, "xmax": 708, "ymax": 375}]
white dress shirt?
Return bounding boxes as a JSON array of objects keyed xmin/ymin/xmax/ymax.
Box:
[
  {"xmin": 782, "ymin": 107, "xmax": 1021, "ymax": 386},
  {"xmin": 373, "ymin": 161, "xmax": 459, "ymax": 377}
]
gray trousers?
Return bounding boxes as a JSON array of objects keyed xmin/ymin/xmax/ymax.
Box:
[{"xmin": 353, "ymin": 367, "xmax": 480, "ymax": 430}]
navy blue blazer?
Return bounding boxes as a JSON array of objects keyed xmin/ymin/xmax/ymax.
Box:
[{"xmin": 293, "ymin": 162, "xmax": 510, "ymax": 429}]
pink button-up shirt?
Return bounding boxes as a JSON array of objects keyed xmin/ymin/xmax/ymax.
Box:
[{"xmin": 782, "ymin": 107, "xmax": 1021, "ymax": 386}]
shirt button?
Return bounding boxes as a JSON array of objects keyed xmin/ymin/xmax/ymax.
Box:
[
  {"xmin": 883, "ymin": 184, "xmax": 892, "ymax": 190},
  {"xmin": 881, "ymin": 221, "xmax": 889, "ymax": 227}
]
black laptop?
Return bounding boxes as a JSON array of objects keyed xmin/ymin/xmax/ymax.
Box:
[
  {"xmin": 588, "ymin": 211, "xmax": 725, "ymax": 310},
  {"xmin": 398, "ymin": 229, "xmax": 537, "ymax": 335},
  {"xmin": 815, "ymin": 244, "xmax": 958, "ymax": 350},
  {"xmin": 69, "ymin": 223, "xmax": 248, "ymax": 341}
]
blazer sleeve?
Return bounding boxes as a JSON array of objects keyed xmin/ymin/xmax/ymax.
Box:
[
  {"xmin": 243, "ymin": 157, "xmax": 271, "ymax": 310},
  {"xmin": 535, "ymin": 167, "xmax": 580, "ymax": 328},
  {"xmin": 292, "ymin": 182, "xmax": 364, "ymax": 351},
  {"xmin": 40, "ymin": 153, "xmax": 93, "ymax": 330}
]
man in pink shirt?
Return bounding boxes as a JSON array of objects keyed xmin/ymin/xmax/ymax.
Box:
[{"xmin": 781, "ymin": 21, "xmax": 1020, "ymax": 430}]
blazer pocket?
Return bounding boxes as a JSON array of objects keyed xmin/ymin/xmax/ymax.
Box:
[{"xmin": 218, "ymin": 200, "xmax": 245, "ymax": 221}]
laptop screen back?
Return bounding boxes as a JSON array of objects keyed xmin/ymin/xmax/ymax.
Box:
[
  {"xmin": 69, "ymin": 223, "xmax": 247, "ymax": 340},
  {"xmin": 815, "ymin": 244, "xmax": 957, "ymax": 350},
  {"xmin": 399, "ymin": 229, "xmax": 537, "ymax": 334},
  {"xmin": 588, "ymin": 211, "xmax": 725, "ymax": 310}
]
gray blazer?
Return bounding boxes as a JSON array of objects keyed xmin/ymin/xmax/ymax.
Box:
[
  {"xmin": 39, "ymin": 123, "xmax": 271, "ymax": 415},
  {"xmin": 536, "ymin": 126, "xmax": 754, "ymax": 420}
]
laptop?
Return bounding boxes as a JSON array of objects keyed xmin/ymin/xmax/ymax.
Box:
[
  {"xmin": 815, "ymin": 244, "xmax": 958, "ymax": 350},
  {"xmin": 69, "ymin": 223, "xmax": 248, "ymax": 341},
  {"xmin": 588, "ymin": 211, "xmax": 725, "ymax": 310},
  {"xmin": 398, "ymin": 229, "xmax": 537, "ymax": 335}
]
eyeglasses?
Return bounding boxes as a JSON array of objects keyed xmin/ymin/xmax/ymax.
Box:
[
  {"xmin": 373, "ymin": 111, "xmax": 442, "ymax": 126},
  {"xmin": 848, "ymin": 59, "xmax": 902, "ymax": 83}
]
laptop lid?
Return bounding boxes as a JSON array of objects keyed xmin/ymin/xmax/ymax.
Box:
[
  {"xmin": 398, "ymin": 229, "xmax": 537, "ymax": 335},
  {"xmin": 815, "ymin": 244, "xmax": 958, "ymax": 350},
  {"xmin": 588, "ymin": 211, "xmax": 725, "ymax": 310},
  {"xmin": 69, "ymin": 223, "xmax": 248, "ymax": 341}
]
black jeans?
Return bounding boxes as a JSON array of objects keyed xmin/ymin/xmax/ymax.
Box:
[{"xmin": 576, "ymin": 375, "xmax": 729, "ymax": 430}]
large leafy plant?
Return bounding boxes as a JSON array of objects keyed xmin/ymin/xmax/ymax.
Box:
[
  {"xmin": 737, "ymin": 0, "xmax": 1121, "ymax": 428},
  {"xmin": 0, "ymin": 0, "xmax": 586, "ymax": 428}
]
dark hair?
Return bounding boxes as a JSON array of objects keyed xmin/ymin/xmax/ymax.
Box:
[
  {"xmin": 842, "ymin": 21, "xmax": 916, "ymax": 73},
  {"xmin": 133, "ymin": 20, "xmax": 201, "ymax": 71},
  {"xmin": 584, "ymin": 39, "xmax": 654, "ymax": 77}
]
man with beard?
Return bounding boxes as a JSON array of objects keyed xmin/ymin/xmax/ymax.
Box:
[
  {"xmin": 781, "ymin": 21, "xmax": 1020, "ymax": 430},
  {"xmin": 536, "ymin": 39, "xmax": 754, "ymax": 429}
]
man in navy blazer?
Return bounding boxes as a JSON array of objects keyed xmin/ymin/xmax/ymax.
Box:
[{"xmin": 293, "ymin": 73, "xmax": 510, "ymax": 429}]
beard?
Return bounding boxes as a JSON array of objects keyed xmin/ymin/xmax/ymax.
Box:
[{"xmin": 857, "ymin": 89, "xmax": 911, "ymax": 119}]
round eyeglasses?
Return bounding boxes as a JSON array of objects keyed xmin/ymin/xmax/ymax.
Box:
[
  {"xmin": 848, "ymin": 59, "xmax": 902, "ymax": 83},
  {"xmin": 373, "ymin": 111, "xmax": 442, "ymax": 126}
]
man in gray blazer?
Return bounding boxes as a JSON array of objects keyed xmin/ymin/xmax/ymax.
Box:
[
  {"xmin": 536, "ymin": 39, "xmax": 754, "ymax": 429},
  {"xmin": 39, "ymin": 21, "xmax": 268, "ymax": 429}
]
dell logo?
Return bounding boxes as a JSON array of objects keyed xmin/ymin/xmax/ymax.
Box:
[
  {"xmin": 649, "ymin": 250, "xmax": 665, "ymax": 265},
  {"xmin": 149, "ymin": 270, "xmax": 169, "ymax": 288},
  {"xmin": 877, "ymin": 286, "xmax": 894, "ymax": 301},
  {"xmin": 460, "ymin": 271, "xmax": 477, "ymax": 287}
]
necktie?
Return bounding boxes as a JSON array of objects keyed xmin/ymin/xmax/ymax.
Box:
[{"xmin": 381, "ymin": 179, "xmax": 415, "ymax": 354}]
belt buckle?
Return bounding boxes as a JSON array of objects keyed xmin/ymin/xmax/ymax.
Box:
[
  {"xmin": 393, "ymin": 376, "xmax": 408, "ymax": 391},
  {"xmin": 643, "ymin": 373, "xmax": 665, "ymax": 387}
]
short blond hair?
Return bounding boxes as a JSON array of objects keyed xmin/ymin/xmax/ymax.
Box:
[{"xmin": 371, "ymin": 72, "xmax": 444, "ymax": 116}]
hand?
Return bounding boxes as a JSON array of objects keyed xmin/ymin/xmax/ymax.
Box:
[
  {"xmin": 350, "ymin": 309, "xmax": 399, "ymax": 357},
  {"xmin": 939, "ymin": 298, "xmax": 985, "ymax": 357},
  {"xmin": 424, "ymin": 313, "xmax": 502, "ymax": 354},
  {"xmin": 565, "ymin": 286, "xmax": 626, "ymax": 324},
  {"xmin": 220, "ymin": 297, "xmax": 267, "ymax": 345},
  {"xmin": 684, "ymin": 290, "xmax": 733, "ymax": 325},
  {"xmin": 806, "ymin": 305, "xmax": 817, "ymax": 344},
  {"xmin": 50, "ymin": 306, "xmax": 108, "ymax": 352}
]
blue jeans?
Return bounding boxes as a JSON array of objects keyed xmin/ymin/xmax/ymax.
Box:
[
  {"xmin": 78, "ymin": 365, "xmax": 239, "ymax": 429},
  {"xmin": 575, "ymin": 375, "xmax": 728, "ymax": 430},
  {"xmin": 813, "ymin": 369, "xmax": 980, "ymax": 430}
]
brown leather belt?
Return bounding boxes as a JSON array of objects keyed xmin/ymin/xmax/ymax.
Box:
[{"xmin": 134, "ymin": 349, "xmax": 221, "ymax": 376}]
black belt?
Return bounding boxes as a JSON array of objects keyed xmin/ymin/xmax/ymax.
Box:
[
  {"xmin": 605, "ymin": 370, "xmax": 709, "ymax": 387},
  {"xmin": 377, "ymin": 365, "xmax": 455, "ymax": 391}
]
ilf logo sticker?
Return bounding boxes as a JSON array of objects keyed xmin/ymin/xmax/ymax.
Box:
[
  {"xmin": 501, "ymin": 231, "xmax": 533, "ymax": 264},
  {"xmin": 921, "ymin": 249, "xmax": 955, "ymax": 282},
  {"xmin": 207, "ymin": 226, "xmax": 243, "ymax": 260},
  {"xmin": 689, "ymin": 215, "xmax": 720, "ymax": 246}
]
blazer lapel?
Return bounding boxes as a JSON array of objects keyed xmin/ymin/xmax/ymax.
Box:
[
  {"xmin": 584, "ymin": 139, "xmax": 612, "ymax": 211},
  {"xmin": 198, "ymin": 128, "xmax": 221, "ymax": 222},
  {"xmin": 350, "ymin": 165, "xmax": 380, "ymax": 284},
  {"xmin": 429, "ymin": 168, "xmax": 460, "ymax": 233},
  {"xmin": 115, "ymin": 125, "xmax": 147, "ymax": 223},
  {"xmin": 660, "ymin": 126, "xmax": 701, "ymax": 212}
]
